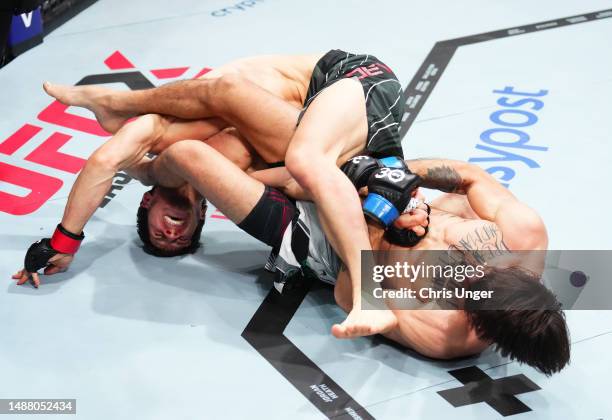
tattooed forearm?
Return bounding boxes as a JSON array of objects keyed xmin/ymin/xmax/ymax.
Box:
[{"xmin": 421, "ymin": 165, "xmax": 466, "ymax": 194}]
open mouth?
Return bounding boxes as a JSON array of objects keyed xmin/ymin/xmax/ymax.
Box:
[{"xmin": 164, "ymin": 215, "xmax": 185, "ymax": 227}]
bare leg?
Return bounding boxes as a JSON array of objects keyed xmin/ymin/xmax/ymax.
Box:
[
  {"xmin": 148, "ymin": 116, "xmax": 227, "ymax": 152},
  {"xmin": 43, "ymin": 79, "xmax": 226, "ymax": 133},
  {"xmin": 284, "ymin": 78, "xmax": 398, "ymax": 339},
  {"xmin": 153, "ymin": 140, "xmax": 265, "ymax": 223},
  {"xmin": 44, "ymin": 75, "xmax": 299, "ymax": 162}
]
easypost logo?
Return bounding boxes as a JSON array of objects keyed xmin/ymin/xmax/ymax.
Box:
[{"xmin": 469, "ymin": 86, "xmax": 549, "ymax": 188}]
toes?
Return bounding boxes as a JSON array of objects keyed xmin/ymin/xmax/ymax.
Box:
[{"xmin": 331, "ymin": 324, "xmax": 347, "ymax": 339}]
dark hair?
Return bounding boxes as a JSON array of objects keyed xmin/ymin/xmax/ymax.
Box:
[
  {"xmin": 464, "ymin": 266, "xmax": 570, "ymax": 376},
  {"xmin": 136, "ymin": 188, "xmax": 206, "ymax": 257}
]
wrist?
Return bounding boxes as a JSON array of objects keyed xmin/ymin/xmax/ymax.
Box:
[{"xmin": 50, "ymin": 224, "xmax": 84, "ymax": 254}]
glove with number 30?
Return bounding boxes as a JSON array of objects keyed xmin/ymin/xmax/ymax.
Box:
[
  {"xmin": 341, "ymin": 155, "xmax": 408, "ymax": 190},
  {"xmin": 363, "ymin": 166, "xmax": 421, "ymax": 227}
]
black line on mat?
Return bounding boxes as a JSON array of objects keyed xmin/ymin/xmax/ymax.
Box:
[
  {"xmin": 242, "ymin": 277, "xmax": 374, "ymax": 420},
  {"xmin": 437, "ymin": 366, "xmax": 540, "ymax": 417},
  {"xmin": 399, "ymin": 7, "xmax": 612, "ymax": 138}
]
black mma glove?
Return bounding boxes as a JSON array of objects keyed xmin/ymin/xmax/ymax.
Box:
[
  {"xmin": 24, "ymin": 224, "xmax": 84, "ymax": 273},
  {"xmin": 341, "ymin": 155, "xmax": 381, "ymax": 189},
  {"xmin": 362, "ymin": 167, "xmax": 421, "ymax": 227},
  {"xmin": 341, "ymin": 155, "xmax": 408, "ymax": 189},
  {"xmin": 342, "ymin": 154, "xmax": 428, "ymax": 244}
]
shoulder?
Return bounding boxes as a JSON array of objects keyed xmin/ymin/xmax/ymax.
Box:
[{"xmin": 495, "ymin": 200, "xmax": 548, "ymax": 250}]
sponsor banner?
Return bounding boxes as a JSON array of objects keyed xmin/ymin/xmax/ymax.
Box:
[{"xmin": 8, "ymin": 8, "xmax": 43, "ymax": 54}]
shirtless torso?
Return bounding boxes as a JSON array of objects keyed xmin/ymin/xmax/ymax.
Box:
[
  {"xmin": 204, "ymin": 54, "xmax": 323, "ymax": 108},
  {"xmin": 332, "ymin": 159, "xmax": 548, "ymax": 359},
  {"xmin": 27, "ymin": 54, "xmax": 552, "ymax": 359}
]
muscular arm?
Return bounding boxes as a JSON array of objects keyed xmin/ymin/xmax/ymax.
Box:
[
  {"xmin": 149, "ymin": 140, "xmax": 265, "ymax": 224},
  {"xmin": 430, "ymin": 193, "xmax": 479, "ymax": 220},
  {"xmin": 60, "ymin": 115, "xmax": 164, "ymax": 234},
  {"xmin": 60, "ymin": 115, "xmax": 244, "ymax": 234},
  {"xmin": 406, "ymin": 159, "xmax": 547, "ymax": 250}
]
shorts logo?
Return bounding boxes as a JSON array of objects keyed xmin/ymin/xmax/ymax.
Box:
[{"xmin": 345, "ymin": 62, "xmax": 392, "ymax": 80}]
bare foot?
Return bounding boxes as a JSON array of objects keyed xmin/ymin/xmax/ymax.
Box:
[
  {"xmin": 43, "ymin": 82, "xmax": 133, "ymax": 133},
  {"xmin": 332, "ymin": 308, "xmax": 398, "ymax": 339}
]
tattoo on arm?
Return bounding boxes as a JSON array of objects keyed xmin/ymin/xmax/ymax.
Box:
[{"xmin": 422, "ymin": 165, "xmax": 466, "ymax": 194}]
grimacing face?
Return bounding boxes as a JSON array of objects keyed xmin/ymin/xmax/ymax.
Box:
[{"xmin": 140, "ymin": 187, "xmax": 205, "ymax": 253}]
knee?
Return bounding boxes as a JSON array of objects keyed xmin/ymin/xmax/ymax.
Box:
[
  {"xmin": 199, "ymin": 73, "xmax": 244, "ymax": 113},
  {"xmin": 285, "ymin": 146, "xmax": 320, "ymax": 190},
  {"xmin": 206, "ymin": 73, "xmax": 247, "ymax": 108}
]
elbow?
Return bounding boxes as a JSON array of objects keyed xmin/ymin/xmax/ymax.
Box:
[{"xmin": 89, "ymin": 150, "xmax": 121, "ymax": 172}]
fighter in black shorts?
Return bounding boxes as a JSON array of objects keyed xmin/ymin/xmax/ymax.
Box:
[
  {"xmin": 299, "ymin": 49, "xmax": 405, "ymax": 158},
  {"xmin": 15, "ymin": 50, "xmax": 569, "ymax": 373},
  {"xmin": 18, "ymin": 49, "xmax": 408, "ymax": 339},
  {"xmin": 62, "ymin": 138, "xmax": 565, "ymax": 375}
]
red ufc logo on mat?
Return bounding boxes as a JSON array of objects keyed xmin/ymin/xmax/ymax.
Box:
[{"xmin": 0, "ymin": 51, "xmax": 211, "ymax": 216}]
